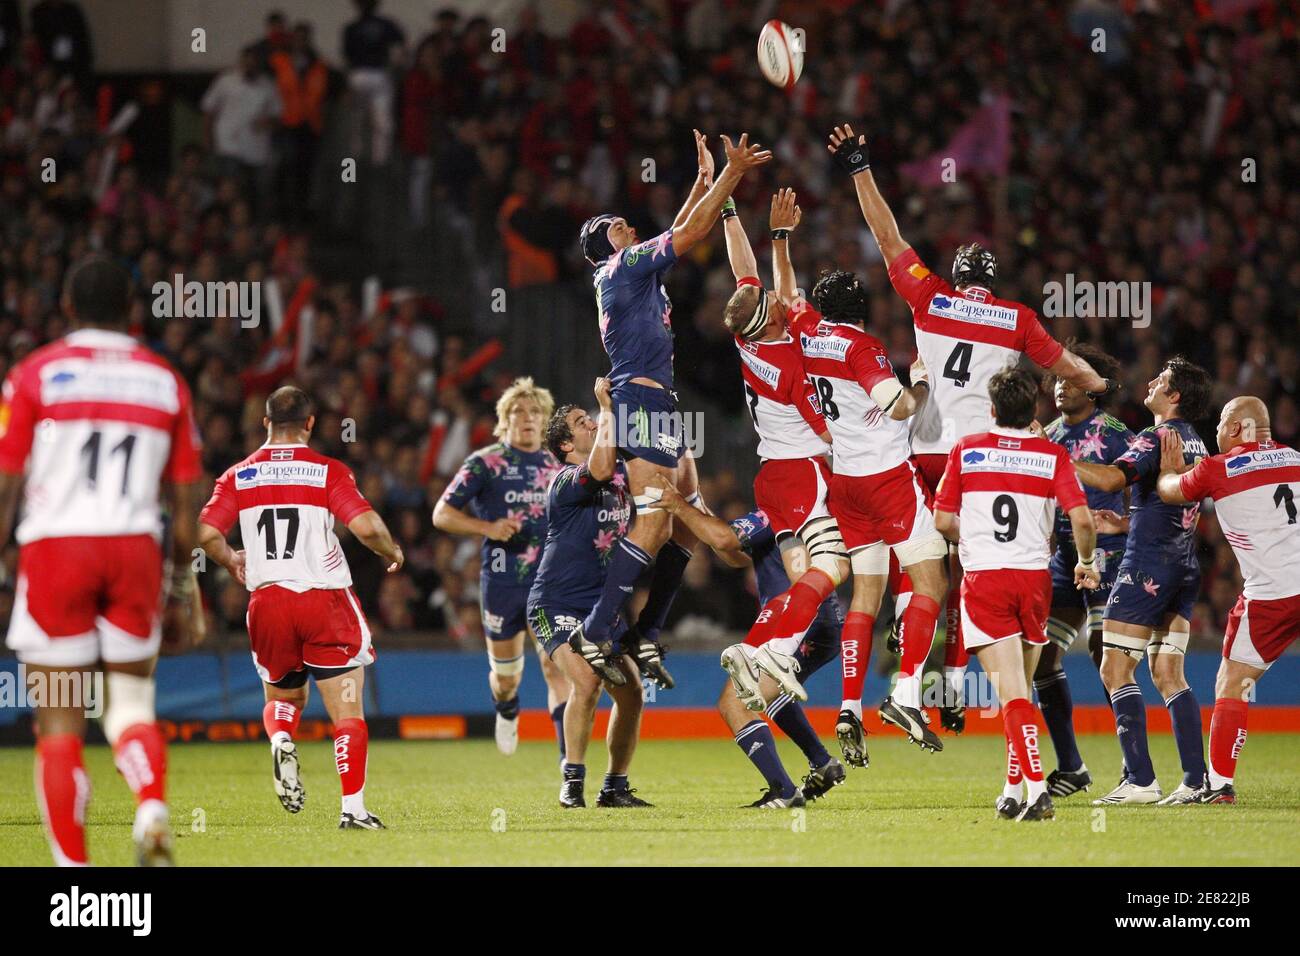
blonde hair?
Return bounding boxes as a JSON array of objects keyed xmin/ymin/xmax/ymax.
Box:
[
  {"xmin": 724, "ymin": 285, "xmax": 762, "ymax": 338},
  {"xmin": 494, "ymin": 376, "xmax": 555, "ymax": 438}
]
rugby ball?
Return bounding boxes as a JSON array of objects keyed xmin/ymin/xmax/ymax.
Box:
[{"xmin": 757, "ymin": 20, "xmax": 804, "ymax": 90}]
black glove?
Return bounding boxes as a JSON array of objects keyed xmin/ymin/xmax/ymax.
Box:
[
  {"xmin": 832, "ymin": 135, "xmax": 870, "ymax": 176},
  {"xmin": 1087, "ymin": 378, "xmax": 1120, "ymax": 401}
]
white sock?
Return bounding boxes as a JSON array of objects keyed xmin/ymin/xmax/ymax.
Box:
[
  {"xmin": 840, "ymin": 698, "xmax": 862, "ymax": 719},
  {"xmin": 767, "ymin": 635, "xmax": 802, "ymax": 656},
  {"xmin": 1025, "ymin": 777, "xmax": 1047, "ymax": 801},
  {"xmin": 894, "ymin": 672, "xmax": 922, "ymax": 710},
  {"xmin": 1002, "ymin": 779, "xmax": 1024, "ymax": 801},
  {"xmin": 269, "ymin": 730, "xmax": 291, "ymax": 749},
  {"xmin": 132, "ymin": 798, "xmax": 168, "ymax": 842},
  {"xmin": 342, "ymin": 791, "xmax": 367, "ymax": 817},
  {"xmin": 1208, "ymin": 766, "xmax": 1232, "ymax": 789},
  {"xmin": 738, "ymin": 643, "xmax": 758, "ymax": 658}
]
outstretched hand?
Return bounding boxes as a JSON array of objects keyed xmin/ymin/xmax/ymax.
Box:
[
  {"xmin": 770, "ymin": 187, "xmax": 802, "ymax": 231},
  {"xmin": 827, "ymin": 124, "xmax": 870, "ymax": 175},
  {"xmin": 693, "ymin": 128, "xmax": 714, "ymax": 185},
  {"xmin": 720, "ymin": 133, "xmax": 773, "ymax": 174}
]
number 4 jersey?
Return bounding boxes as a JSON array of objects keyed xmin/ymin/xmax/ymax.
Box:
[
  {"xmin": 935, "ymin": 427, "xmax": 1088, "ymax": 571},
  {"xmin": 0, "ymin": 328, "xmax": 202, "ymax": 543},
  {"xmin": 200, "ymin": 444, "xmax": 374, "ymax": 591},
  {"xmin": 887, "ymin": 248, "xmax": 1065, "ymax": 455}
]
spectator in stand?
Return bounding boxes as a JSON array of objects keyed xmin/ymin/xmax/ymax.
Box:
[
  {"xmin": 269, "ymin": 21, "xmax": 328, "ymax": 225},
  {"xmin": 401, "ymin": 39, "xmax": 442, "ymax": 229},
  {"xmin": 342, "ymin": 0, "xmax": 405, "ymax": 165},
  {"xmin": 250, "ymin": 10, "xmax": 289, "ymax": 74},
  {"xmin": 201, "ymin": 45, "xmax": 281, "ymax": 217}
]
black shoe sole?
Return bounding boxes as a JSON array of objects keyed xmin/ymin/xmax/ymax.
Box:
[{"xmin": 879, "ymin": 705, "xmax": 944, "ymax": 753}]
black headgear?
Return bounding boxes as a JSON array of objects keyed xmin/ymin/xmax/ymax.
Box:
[
  {"xmin": 952, "ymin": 242, "xmax": 997, "ymax": 288},
  {"xmin": 579, "ymin": 214, "xmax": 619, "ymax": 266},
  {"xmin": 810, "ymin": 270, "xmax": 868, "ymax": 326}
]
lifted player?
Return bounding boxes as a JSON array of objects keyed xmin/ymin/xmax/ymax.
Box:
[
  {"xmin": 574, "ymin": 129, "xmax": 770, "ymax": 685},
  {"xmin": 528, "ymin": 380, "xmax": 649, "ymax": 809},
  {"xmin": 827, "ymin": 123, "xmax": 1111, "ymax": 732},
  {"xmin": 1156, "ymin": 397, "xmax": 1300, "ymax": 803},
  {"xmin": 0, "ymin": 256, "xmax": 204, "ymax": 866},
  {"xmin": 934, "ymin": 369, "xmax": 1099, "ymax": 822},
  {"xmin": 649, "ymin": 481, "xmax": 845, "ymax": 808},
  {"xmin": 1072, "ymin": 358, "xmax": 1212, "ymax": 805},
  {"xmin": 715, "ymin": 185, "xmax": 848, "ymax": 703},
  {"xmin": 1035, "ymin": 341, "xmax": 1134, "ymax": 797},
  {"xmin": 433, "ymin": 377, "xmax": 569, "ymax": 757},
  {"xmin": 199, "ymin": 386, "xmax": 403, "ymax": 830}
]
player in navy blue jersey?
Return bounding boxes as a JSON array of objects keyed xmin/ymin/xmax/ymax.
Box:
[
  {"xmin": 575, "ymin": 129, "xmax": 772, "ymax": 687},
  {"xmin": 528, "ymin": 379, "xmax": 650, "ymax": 809},
  {"xmin": 1033, "ymin": 342, "xmax": 1135, "ymax": 798},
  {"xmin": 649, "ymin": 479, "xmax": 846, "ymax": 809},
  {"xmin": 433, "ymin": 377, "xmax": 568, "ymax": 758},
  {"xmin": 1071, "ymin": 357, "xmax": 1213, "ymax": 806}
]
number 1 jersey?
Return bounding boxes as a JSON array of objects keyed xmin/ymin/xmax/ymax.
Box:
[{"xmin": 200, "ymin": 444, "xmax": 374, "ymax": 592}]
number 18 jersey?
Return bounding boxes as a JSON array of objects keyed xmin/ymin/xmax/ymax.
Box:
[
  {"xmin": 200, "ymin": 444, "xmax": 374, "ymax": 592},
  {"xmin": 887, "ymin": 248, "xmax": 1065, "ymax": 455}
]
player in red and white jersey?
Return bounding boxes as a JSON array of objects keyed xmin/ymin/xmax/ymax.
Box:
[
  {"xmin": 0, "ymin": 256, "xmax": 204, "ymax": 866},
  {"xmin": 712, "ymin": 187, "xmax": 850, "ymax": 706},
  {"xmin": 795, "ymin": 265, "xmax": 948, "ymax": 763},
  {"xmin": 1156, "ymin": 396, "xmax": 1300, "ymax": 804},
  {"xmin": 933, "ymin": 369, "xmax": 1099, "ymax": 822},
  {"xmin": 198, "ymin": 386, "xmax": 404, "ymax": 830},
  {"xmin": 825, "ymin": 123, "xmax": 1113, "ymax": 729}
]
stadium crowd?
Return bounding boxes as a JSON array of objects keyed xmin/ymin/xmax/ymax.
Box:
[{"xmin": 0, "ymin": 0, "xmax": 1296, "ymax": 649}]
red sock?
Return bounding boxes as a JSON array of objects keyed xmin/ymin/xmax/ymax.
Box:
[
  {"xmin": 888, "ymin": 552, "xmax": 911, "ymax": 601},
  {"xmin": 333, "ymin": 718, "xmax": 369, "ymax": 796},
  {"xmin": 1006, "ymin": 737, "xmax": 1023, "ymax": 787},
  {"xmin": 840, "ymin": 611, "xmax": 875, "ymax": 704},
  {"xmin": 771, "ymin": 569, "xmax": 836, "ymax": 640},
  {"xmin": 942, "ymin": 584, "xmax": 967, "ymax": 668},
  {"xmin": 744, "ymin": 594, "xmax": 789, "ymax": 648},
  {"xmin": 1209, "ymin": 697, "xmax": 1249, "ymax": 784},
  {"xmin": 113, "ymin": 723, "xmax": 167, "ymax": 804},
  {"xmin": 1003, "ymin": 698, "xmax": 1044, "ymax": 783},
  {"xmin": 897, "ymin": 593, "xmax": 940, "ymax": 679},
  {"xmin": 263, "ymin": 699, "xmax": 302, "ymax": 740},
  {"xmin": 35, "ymin": 734, "xmax": 91, "ymax": 866}
]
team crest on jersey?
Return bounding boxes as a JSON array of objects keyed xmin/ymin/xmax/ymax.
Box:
[
  {"xmin": 1224, "ymin": 447, "xmax": 1300, "ymax": 477},
  {"xmin": 960, "ymin": 447, "xmax": 1055, "ymax": 479},
  {"xmin": 927, "ymin": 294, "xmax": 1017, "ymax": 330},
  {"xmin": 270, "ymin": 449, "xmax": 295, "ymax": 460},
  {"xmin": 235, "ymin": 460, "xmax": 328, "ymax": 489},
  {"xmin": 738, "ymin": 347, "xmax": 782, "ymax": 389}
]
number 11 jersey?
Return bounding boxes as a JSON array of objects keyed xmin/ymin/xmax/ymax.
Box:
[{"xmin": 200, "ymin": 444, "xmax": 373, "ymax": 592}]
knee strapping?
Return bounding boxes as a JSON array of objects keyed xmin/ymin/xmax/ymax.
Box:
[
  {"xmin": 489, "ymin": 652, "xmax": 525, "ymax": 677},
  {"xmin": 101, "ymin": 672, "xmax": 156, "ymax": 745}
]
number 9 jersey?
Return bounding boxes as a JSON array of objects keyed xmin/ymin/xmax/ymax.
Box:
[{"xmin": 200, "ymin": 444, "xmax": 373, "ymax": 592}]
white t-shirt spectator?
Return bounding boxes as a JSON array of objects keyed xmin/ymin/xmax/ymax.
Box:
[{"xmin": 201, "ymin": 69, "xmax": 281, "ymax": 167}]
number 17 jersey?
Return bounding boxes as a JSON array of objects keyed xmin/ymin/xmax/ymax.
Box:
[{"xmin": 200, "ymin": 444, "xmax": 374, "ymax": 592}]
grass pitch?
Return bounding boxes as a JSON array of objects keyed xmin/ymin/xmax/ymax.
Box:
[{"xmin": 1, "ymin": 734, "xmax": 1297, "ymax": 866}]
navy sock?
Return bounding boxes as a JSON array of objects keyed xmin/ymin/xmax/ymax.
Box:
[
  {"xmin": 550, "ymin": 702, "xmax": 566, "ymax": 759},
  {"xmin": 767, "ymin": 693, "xmax": 830, "ymax": 768},
  {"xmin": 1165, "ymin": 688, "xmax": 1207, "ymax": 788},
  {"xmin": 583, "ymin": 540, "xmax": 652, "ymax": 644},
  {"xmin": 635, "ymin": 541, "xmax": 692, "ymax": 642},
  {"xmin": 495, "ymin": 695, "xmax": 520, "ymax": 720},
  {"xmin": 1103, "ymin": 686, "xmax": 1130, "ymax": 780},
  {"xmin": 563, "ymin": 762, "xmax": 585, "ymax": 782},
  {"xmin": 734, "ymin": 720, "xmax": 796, "ymax": 798},
  {"xmin": 1034, "ymin": 671, "xmax": 1083, "ymax": 773},
  {"xmin": 602, "ymin": 772, "xmax": 628, "ymax": 793},
  {"xmin": 1110, "ymin": 684, "xmax": 1155, "ymax": 786}
]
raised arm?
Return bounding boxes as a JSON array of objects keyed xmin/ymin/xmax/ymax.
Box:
[
  {"xmin": 1047, "ymin": 348, "xmax": 1109, "ymax": 398},
  {"xmin": 588, "ymin": 377, "xmax": 618, "ymax": 482},
  {"xmin": 645, "ymin": 475, "xmax": 749, "ymax": 569},
  {"xmin": 827, "ymin": 124, "xmax": 910, "ymax": 267},
  {"xmin": 722, "ymin": 200, "xmax": 759, "ymax": 281},
  {"xmin": 769, "ymin": 187, "xmax": 802, "ymax": 303},
  {"xmin": 673, "ymin": 129, "xmax": 714, "ymax": 230},
  {"xmin": 673, "ymin": 133, "xmax": 772, "ymax": 255}
]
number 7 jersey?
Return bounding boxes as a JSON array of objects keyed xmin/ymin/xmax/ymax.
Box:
[
  {"xmin": 200, "ymin": 444, "xmax": 374, "ymax": 592},
  {"xmin": 887, "ymin": 248, "xmax": 1065, "ymax": 454}
]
